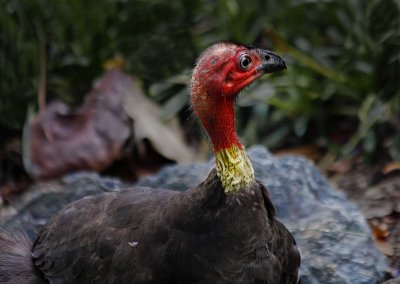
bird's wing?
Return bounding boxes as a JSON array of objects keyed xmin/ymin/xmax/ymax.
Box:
[
  {"xmin": 258, "ymin": 181, "xmax": 301, "ymax": 283},
  {"xmin": 32, "ymin": 187, "xmax": 178, "ymax": 283},
  {"xmin": 270, "ymin": 220, "xmax": 301, "ymax": 284}
]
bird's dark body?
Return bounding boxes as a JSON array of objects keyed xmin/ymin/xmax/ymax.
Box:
[{"xmin": 19, "ymin": 169, "xmax": 299, "ymax": 284}]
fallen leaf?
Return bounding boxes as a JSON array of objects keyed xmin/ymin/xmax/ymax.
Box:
[
  {"xmin": 273, "ymin": 144, "xmax": 321, "ymax": 161},
  {"xmin": 25, "ymin": 70, "xmax": 132, "ymax": 179},
  {"xmin": 374, "ymin": 238, "xmax": 394, "ymax": 256},
  {"xmin": 370, "ymin": 219, "xmax": 390, "ymax": 239},
  {"xmin": 383, "ymin": 162, "xmax": 400, "ymax": 175},
  {"xmin": 123, "ymin": 76, "xmax": 195, "ymax": 164}
]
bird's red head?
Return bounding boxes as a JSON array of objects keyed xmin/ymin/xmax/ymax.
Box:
[{"xmin": 191, "ymin": 42, "xmax": 286, "ymax": 151}]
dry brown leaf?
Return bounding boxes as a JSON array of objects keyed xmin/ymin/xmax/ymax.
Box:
[
  {"xmin": 374, "ymin": 238, "xmax": 394, "ymax": 256},
  {"xmin": 370, "ymin": 220, "xmax": 390, "ymax": 239},
  {"xmin": 24, "ymin": 70, "xmax": 196, "ymax": 180},
  {"xmin": 25, "ymin": 70, "xmax": 132, "ymax": 179},
  {"xmin": 383, "ymin": 162, "xmax": 400, "ymax": 175},
  {"xmin": 123, "ymin": 77, "xmax": 195, "ymax": 164},
  {"xmin": 370, "ymin": 219, "xmax": 394, "ymax": 256},
  {"xmin": 274, "ymin": 144, "xmax": 321, "ymax": 161}
]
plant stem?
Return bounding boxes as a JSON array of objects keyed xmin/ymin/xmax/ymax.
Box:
[{"xmin": 34, "ymin": 20, "xmax": 46, "ymax": 113}]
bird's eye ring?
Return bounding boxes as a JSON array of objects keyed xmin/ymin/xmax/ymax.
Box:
[{"xmin": 238, "ymin": 54, "xmax": 252, "ymax": 70}]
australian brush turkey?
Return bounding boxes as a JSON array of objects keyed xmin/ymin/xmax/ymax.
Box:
[{"xmin": 0, "ymin": 42, "xmax": 300, "ymax": 283}]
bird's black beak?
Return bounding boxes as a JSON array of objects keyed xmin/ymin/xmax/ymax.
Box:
[{"xmin": 256, "ymin": 49, "xmax": 287, "ymax": 74}]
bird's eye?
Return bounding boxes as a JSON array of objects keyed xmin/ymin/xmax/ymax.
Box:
[{"xmin": 238, "ymin": 54, "xmax": 252, "ymax": 70}]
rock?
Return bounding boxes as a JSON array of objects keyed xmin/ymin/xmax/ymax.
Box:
[
  {"xmin": 0, "ymin": 172, "xmax": 129, "ymax": 240},
  {"xmin": 137, "ymin": 146, "xmax": 388, "ymax": 284},
  {"xmin": 0, "ymin": 146, "xmax": 387, "ymax": 283}
]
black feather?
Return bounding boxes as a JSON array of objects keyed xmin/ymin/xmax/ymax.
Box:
[{"xmin": 26, "ymin": 169, "xmax": 300, "ymax": 283}]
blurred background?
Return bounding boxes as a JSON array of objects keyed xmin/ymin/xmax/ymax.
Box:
[
  {"xmin": 1, "ymin": 0, "xmax": 399, "ymax": 162},
  {"xmin": 0, "ymin": 0, "xmax": 400, "ymax": 277},
  {"xmin": 0, "ymin": 0, "xmax": 400, "ymax": 193}
]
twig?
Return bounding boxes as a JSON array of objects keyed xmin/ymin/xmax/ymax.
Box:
[{"xmin": 33, "ymin": 20, "xmax": 46, "ymax": 113}]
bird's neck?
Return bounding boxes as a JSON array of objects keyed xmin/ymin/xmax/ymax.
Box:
[
  {"xmin": 215, "ymin": 144, "xmax": 255, "ymax": 194},
  {"xmin": 192, "ymin": 89, "xmax": 255, "ymax": 194}
]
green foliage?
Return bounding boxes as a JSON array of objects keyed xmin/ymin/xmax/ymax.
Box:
[
  {"xmin": 0, "ymin": 0, "xmax": 196, "ymax": 128},
  {"xmin": 1, "ymin": 0, "xmax": 399, "ymax": 160},
  {"xmin": 0, "ymin": 0, "xmax": 119, "ymax": 127},
  {"xmin": 206, "ymin": 0, "xmax": 400, "ymax": 160}
]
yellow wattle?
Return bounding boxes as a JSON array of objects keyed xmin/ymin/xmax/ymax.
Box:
[{"xmin": 215, "ymin": 145, "xmax": 255, "ymax": 195}]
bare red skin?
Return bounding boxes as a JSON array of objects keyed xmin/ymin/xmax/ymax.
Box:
[{"xmin": 191, "ymin": 43, "xmax": 265, "ymax": 152}]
